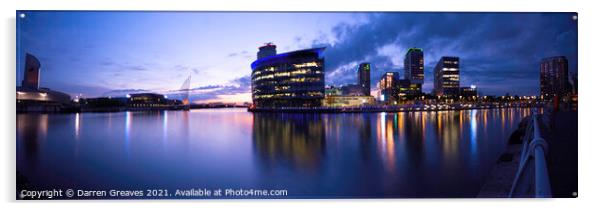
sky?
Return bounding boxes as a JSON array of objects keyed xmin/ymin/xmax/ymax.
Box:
[{"xmin": 16, "ymin": 11, "xmax": 577, "ymax": 103}]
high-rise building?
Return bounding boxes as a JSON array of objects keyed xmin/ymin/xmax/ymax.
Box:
[
  {"xmin": 540, "ymin": 56, "xmax": 569, "ymax": 99},
  {"xmin": 357, "ymin": 63, "xmax": 371, "ymax": 96},
  {"xmin": 377, "ymin": 72, "xmax": 399, "ymax": 103},
  {"xmin": 404, "ymin": 48, "xmax": 424, "ymax": 87},
  {"xmin": 22, "ymin": 53, "xmax": 41, "ymax": 90},
  {"xmin": 257, "ymin": 43, "xmax": 277, "ymax": 59},
  {"xmin": 433, "ymin": 56, "xmax": 460, "ymax": 97},
  {"xmin": 251, "ymin": 46, "xmax": 325, "ymax": 108}
]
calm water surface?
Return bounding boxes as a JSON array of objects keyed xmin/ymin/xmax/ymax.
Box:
[{"xmin": 17, "ymin": 108, "xmax": 533, "ymax": 198}]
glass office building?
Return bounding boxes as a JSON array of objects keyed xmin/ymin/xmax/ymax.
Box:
[
  {"xmin": 251, "ymin": 46, "xmax": 325, "ymax": 108},
  {"xmin": 433, "ymin": 56, "xmax": 460, "ymax": 97}
]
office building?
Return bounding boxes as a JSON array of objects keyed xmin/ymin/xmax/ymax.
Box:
[
  {"xmin": 398, "ymin": 79, "xmax": 422, "ymax": 101},
  {"xmin": 433, "ymin": 56, "xmax": 460, "ymax": 97},
  {"xmin": 540, "ymin": 56, "xmax": 569, "ymax": 99},
  {"xmin": 251, "ymin": 46, "xmax": 325, "ymax": 108},
  {"xmin": 377, "ymin": 72, "xmax": 399, "ymax": 103},
  {"xmin": 357, "ymin": 63, "xmax": 371, "ymax": 96},
  {"xmin": 404, "ymin": 48, "xmax": 424, "ymax": 92},
  {"xmin": 460, "ymin": 85, "xmax": 478, "ymax": 98}
]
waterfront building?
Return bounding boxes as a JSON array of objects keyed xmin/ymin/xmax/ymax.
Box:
[
  {"xmin": 540, "ymin": 56, "xmax": 569, "ymax": 99},
  {"xmin": 460, "ymin": 85, "xmax": 478, "ymax": 98},
  {"xmin": 16, "ymin": 53, "xmax": 71, "ymax": 112},
  {"xmin": 357, "ymin": 63, "xmax": 371, "ymax": 96},
  {"xmin": 404, "ymin": 48, "xmax": 424, "ymax": 92},
  {"xmin": 322, "ymin": 95, "xmax": 376, "ymax": 107},
  {"xmin": 127, "ymin": 93, "xmax": 181, "ymax": 109},
  {"xmin": 397, "ymin": 79, "xmax": 422, "ymax": 101},
  {"xmin": 251, "ymin": 46, "xmax": 325, "ymax": 108},
  {"xmin": 377, "ymin": 72, "xmax": 399, "ymax": 103},
  {"xmin": 433, "ymin": 56, "xmax": 460, "ymax": 97}
]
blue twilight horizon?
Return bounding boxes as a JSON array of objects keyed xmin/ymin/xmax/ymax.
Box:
[{"xmin": 16, "ymin": 11, "xmax": 577, "ymax": 103}]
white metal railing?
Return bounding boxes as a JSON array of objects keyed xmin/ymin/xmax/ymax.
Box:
[{"xmin": 509, "ymin": 110, "xmax": 552, "ymax": 197}]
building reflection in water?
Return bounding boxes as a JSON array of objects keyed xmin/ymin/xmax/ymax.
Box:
[
  {"xmin": 251, "ymin": 113, "xmax": 326, "ymax": 172},
  {"xmin": 376, "ymin": 112, "xmax": 397, "ymax": 173},
  {"xmin": 17, "ymin": 114, "xmax": 49, "ymax": 165}
]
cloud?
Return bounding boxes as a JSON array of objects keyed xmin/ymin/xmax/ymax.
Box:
[
  {"xmin": 102, "ymin": 88, "xmax": 151, "ymax": 97},
  {"xmin": 127, "ymin": 65, "xmax": 147, "ymax": 71},
  {"xmin": 227, "ymin": 50, "xmax": 250, "ymax": 58},
  {"xmin": 161, "ymin": 75, "xmax": 252, "ymax": 102},
  {"xmin": 312, "ymin": 13, "xmax": 577, "ymax": 95}
]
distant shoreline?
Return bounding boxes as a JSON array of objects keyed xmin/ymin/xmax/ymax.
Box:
[{"xmin": 248, "ymin": 105, "xmax": 543, "ymax": 113}]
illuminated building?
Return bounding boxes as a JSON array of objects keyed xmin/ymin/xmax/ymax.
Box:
[
  {"xmin": 251, "ymin": 46, "xmax": 325, "ymax": 108},
  {"xmin": 433, "ymin": 56, "xmax": 460, "ymax": 96},
  {"xmin": 322, "ymin": 95, "xmax": 376, "ymax": 107},
  {"xmin": 376, "ymin": 72, "xmax": 399, "ymax": 103},
  {"xmin": 22, "ymin": 53, "xmax": 40, "ymax": 90},
  {"xmin": 127, "ymin": 93, "xmax": 181, "ymax": 108},
  {"xmin": 357, "ymin": 63, "xmax": 371, "ymax": 96},
  {"xmin": 460, "ymin": 85, "xmax": 478, "ymax": 98},
  {"xmin": 540, "ymin": 56, "xmax": 569, "ymax": 99},
  {"xmin": 404, "ymin": 48, "xmax": 424, "ymax": 92},
  {"xmin": 397, "ymin": 79, "xmax": 422, "ymax": 101},
  {"xmin": 16, "ymin": 53, "xmax": 71, "ymax": 112}
]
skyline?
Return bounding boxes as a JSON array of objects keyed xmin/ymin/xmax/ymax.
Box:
[{"xmin": 16, "ymin": 11, "xmax": 578, "ymax": 103}]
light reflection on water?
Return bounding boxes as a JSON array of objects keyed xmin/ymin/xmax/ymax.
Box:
[{"xmin": 16, "ymin": 108, "xmax": 534, "ymax": 198}]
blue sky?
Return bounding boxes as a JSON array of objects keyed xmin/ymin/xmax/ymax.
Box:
[{"xmin": 16, "ymin": 11, "xmax": 577, "ymax": 103}]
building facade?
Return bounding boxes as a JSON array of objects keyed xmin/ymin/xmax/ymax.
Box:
[
  {"xmin": 127, "ymin": 93, "xmax": 181, "ymax": 108},
  {"xmin": 17, "ymin": 53, "xmax": 72, "ymax": 112},
  {"xmin": 398, "ymin": 79, "xmax": 422, "ymax": 101},
  {"xmin": 377, "ymin": 72, "xmax": 399, "ymax": 103},
  {"xmin": 460, "ymin": 85, "xmax": 478, "ymax": 98},
  {"xmin": 322, "ymin": 95, "xmax": 376, "ymax": 107},
  {"xmin": 433, "ymin": 56, "xmax": 460, "ymax": 97},
  {"xmin": 357, "ymin": 63, "xmax": 371, "ymax": 96},
  {"xmin": 257, "ymin": 43, "xmax": 277, "ymax": 59},
  {"xmin": 251, "ymin": 46, "xmax": 325, "ymax": 108},
  {"xmin": 404, "ymin": 48, "xmax": 424, "ymax": 92},
  {"xmin": 22, "ymin": 53, "xmax": 41, "ymax": 90},
  {"xmin": 540, "ymin": 56, "xmax": 569, "ymax": 99}
]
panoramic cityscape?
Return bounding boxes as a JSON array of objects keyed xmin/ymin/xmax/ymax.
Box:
[{"xmin": 16, "ymin": 11, "xmax": 577, "ymax": 199}]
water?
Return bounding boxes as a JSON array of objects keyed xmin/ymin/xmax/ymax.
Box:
[{"xmin": 16, "ymin": 108, "xmax": 533, "ymax": 198}]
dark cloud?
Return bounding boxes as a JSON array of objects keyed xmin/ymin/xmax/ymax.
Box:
[{"xmin": 313, "ymin": 12, "xmax": 577, "ymax": 95}]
